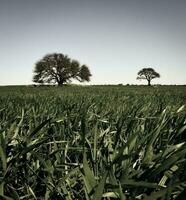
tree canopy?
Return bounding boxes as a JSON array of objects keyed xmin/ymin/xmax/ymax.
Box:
[
  {"xmin": 137, "ymin": 68, "xmax": 160, "ymax": 86},
  {"xmin": 33, "ymin": 53, "xmax": 92, "ymax": 85}
]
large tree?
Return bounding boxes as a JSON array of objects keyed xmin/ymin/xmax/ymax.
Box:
[
  {"xmin": 33, "ymin": 53, "xmax": 92, "ymax": 85},
  {"xmin": 137, "ymin": 68, "xmax": 160, "ymax": 86}
]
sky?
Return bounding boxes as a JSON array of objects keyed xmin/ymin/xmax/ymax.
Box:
[{"xmin": 0, "ymin": 0, "xmax": 186, "ymax": 85}]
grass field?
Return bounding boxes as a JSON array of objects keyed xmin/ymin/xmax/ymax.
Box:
[{"xmin": 0, "ymin": 85, "xmax": 186, "ymax": 200}]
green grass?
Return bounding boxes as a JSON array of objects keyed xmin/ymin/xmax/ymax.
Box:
[{"xmin": 0, "ymin": 85, "xmax": 186, "ymax": 199}]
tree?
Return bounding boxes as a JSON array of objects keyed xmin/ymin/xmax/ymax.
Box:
[
  {"xmin": 33, "ymin": 53, "xmax": 92, "ymax": 86},
  {"xmin": 137, "ymin": 68, "xmax": 160, "ymax": 86}
]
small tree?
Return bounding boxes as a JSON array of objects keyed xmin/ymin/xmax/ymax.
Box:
[
  {"xmin": 33, "ymin": 53, "xmax": 92, "ymax": 85},
  {"xmin": 137, "ymin": 68, "xmax": 160, "ymax": 86}
]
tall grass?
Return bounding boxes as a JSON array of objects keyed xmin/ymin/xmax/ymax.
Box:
[{"xmin": 0, "ymin": 85, "xmax": 185, "ymax": 199}]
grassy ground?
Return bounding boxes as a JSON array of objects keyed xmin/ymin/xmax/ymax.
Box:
[{"xmin": 0, "ymin": 85, "xmax": 186, "ymax": 199}]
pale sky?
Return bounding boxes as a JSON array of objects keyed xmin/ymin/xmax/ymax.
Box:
[{"xmin": 0, "ymin": 0, "xmax": 186, "ymax": 85}]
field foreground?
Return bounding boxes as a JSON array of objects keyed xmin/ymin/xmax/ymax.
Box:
[{"xmin": 0, "ymin": 85, "xmax": 186, "ymax": 199}]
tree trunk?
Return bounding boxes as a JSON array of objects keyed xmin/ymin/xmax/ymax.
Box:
[
  {"xmin": 147, "ymin": 79, "xmax": 151, "ymax": 86},
  {"xmin": 58, "ymin": 80, "xmax": 64, "ymax": 86}
]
